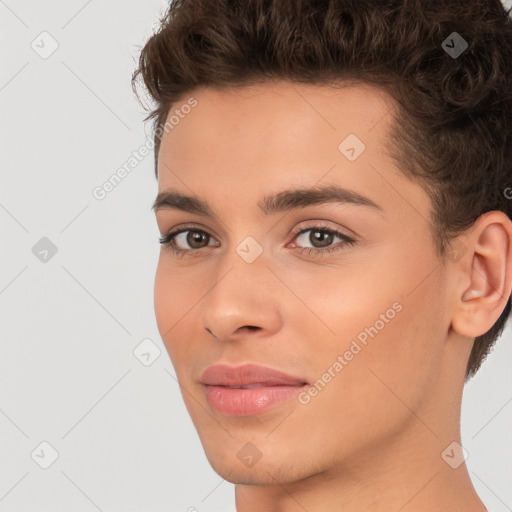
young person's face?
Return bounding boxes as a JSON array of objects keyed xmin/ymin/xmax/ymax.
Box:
[{"xmin": 153, "ymin": 81, "xmax": 466, "ymax": 485}]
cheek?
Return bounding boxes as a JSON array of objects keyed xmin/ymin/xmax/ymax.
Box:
[
  {"xmin": 295, "ymin": 247, "xmax": 447, "ymax": 429},
  {"xmin": 153, "ymin": 257, "xmax": 191, "ymax": 362}
]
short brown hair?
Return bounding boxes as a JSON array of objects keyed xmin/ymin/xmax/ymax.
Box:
[{"xmin": 132, "ymin": 0, "xmax": 512, "ymax": 380}]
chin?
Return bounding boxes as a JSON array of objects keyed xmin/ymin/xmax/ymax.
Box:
[
  {"xmin": 215, "ymin": 466, "xmax": 276, "ymax": 485},
  {"xmin": 201, "ymin": 441, "xmax": 323, "ymax": 486}
]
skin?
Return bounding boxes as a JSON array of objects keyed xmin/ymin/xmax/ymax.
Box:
[{"xmin": 153, "ymin": 80, "xmax": 512, "ymax": 512}]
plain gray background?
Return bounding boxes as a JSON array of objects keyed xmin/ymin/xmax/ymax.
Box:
[{"xmin": 1, "ymin": 1, "xmax": 511, "ymax": 511}]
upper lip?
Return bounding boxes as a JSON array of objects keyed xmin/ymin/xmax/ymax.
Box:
[{"xmin": 200, "ymin": 363, "xmax": 308, "ymax": 387}]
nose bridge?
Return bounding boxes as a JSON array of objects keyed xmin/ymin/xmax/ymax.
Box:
[
  {"xmin": 199, "ymin": 234, "xmax": 282, "ymax": 339},
  {"xmin": 212, "ymin": 225, "xmax": 270, "ymax": 289}
]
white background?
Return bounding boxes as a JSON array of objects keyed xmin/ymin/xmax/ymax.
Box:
[{"xmin": 1, "ymin": 1, "xmax": 511, "ymax": 511}]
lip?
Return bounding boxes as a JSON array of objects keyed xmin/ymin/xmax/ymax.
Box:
[
  {"xmin": 200, "ymin": 363, "xmax": 309, "ymax": 416},
  {"xmin": 200, "ymin": 363, "xmax": 307, "ymax": 387}
]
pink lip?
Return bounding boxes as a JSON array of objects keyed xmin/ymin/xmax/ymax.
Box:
[{"xmin": 200, "ymin": 363, "xmax": 308, "ymax": 416}]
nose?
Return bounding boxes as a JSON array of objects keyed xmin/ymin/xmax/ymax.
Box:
[{"xmin": 200, "ymin": 249, "xmax": 283, "ymax": 342}]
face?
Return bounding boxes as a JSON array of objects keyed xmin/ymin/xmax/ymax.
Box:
[{"xmin": 153, "ymin": 81, "xmax": 454, "ymax": 485}]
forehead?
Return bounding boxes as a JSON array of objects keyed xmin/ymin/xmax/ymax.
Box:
[
  {"xmin": 160, "ymin": 80, "xmax": 393, "ymax": 146},
  {"xmin": 154, "ymin": 80, "xmax": 429, "ymax": 223},
  {"xmin": 157, "ymin": 80, "xmax": 395, "ymax": 175}
]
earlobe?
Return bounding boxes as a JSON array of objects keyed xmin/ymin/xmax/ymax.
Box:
[{"xmin": 451, "ymin": 211, "xmax": 512, "ymax": 338}]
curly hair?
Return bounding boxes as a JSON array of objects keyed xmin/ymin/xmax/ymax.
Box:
[{"xmin": 132, "ymin": 0, "xmax": 512, "ymax": 381}]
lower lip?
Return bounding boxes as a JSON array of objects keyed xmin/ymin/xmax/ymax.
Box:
[{"xmin": 203, "ymin": 384, "xmax": 308, "ymax": 416}]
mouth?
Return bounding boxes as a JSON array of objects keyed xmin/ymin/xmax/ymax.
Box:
[{"xmin": 200, "ymin": 363, "xmax": 309, "ymax": 416}]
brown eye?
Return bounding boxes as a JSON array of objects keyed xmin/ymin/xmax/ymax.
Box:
[
  {"xmin": 186, "ymin": 230, "xmax": 210, "ymax": 248},
  {"xmin": 290, "ymin": 225, "xmax": 357, "ymax": 256},
  {"xmin": 308, "ymin": 229, "xmax": 334, "ymax": 248},
  {"xmin": 159, "ymin": 227, "xmax": 220, "ymax": 254},
  {"xmin": 294, "ymin": 227, "xmax": 344, "ymax": 249}
]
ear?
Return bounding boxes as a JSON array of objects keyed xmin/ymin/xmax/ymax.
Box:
[{"xmin": 451, "ymin": 211, "xmax": 512, "ymax": 338}]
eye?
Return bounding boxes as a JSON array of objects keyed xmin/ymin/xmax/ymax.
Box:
[
  {"xmin": 159, "ymin": 226, "xmax": 219, "ymax": 256},
  {"xmin": 158, "ymin": 222, "xmax": 357, "ymax": 257},
  {"xmin": 289, "ymin": 224, "xmax": 356, "ymax": 256}
]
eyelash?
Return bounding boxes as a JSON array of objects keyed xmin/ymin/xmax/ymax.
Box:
[{"xmin": 158, "ymin": 223, "xmax": 357, "ymax": 258}]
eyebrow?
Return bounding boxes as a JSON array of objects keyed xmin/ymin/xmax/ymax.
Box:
[{"xmin": 152, "ymin": 184, "xmax": 383, "ymax": 216}]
